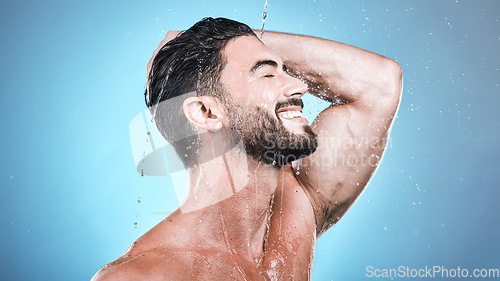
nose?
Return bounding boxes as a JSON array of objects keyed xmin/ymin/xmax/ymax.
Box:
[{"xmin": 283, "ymin": 74, "xmax": 308, "ymax": 98}]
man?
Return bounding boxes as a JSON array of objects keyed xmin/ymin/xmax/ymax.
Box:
[{"xmin": 93, "ymin": 17, "xmax": 402, "ymax": 280}]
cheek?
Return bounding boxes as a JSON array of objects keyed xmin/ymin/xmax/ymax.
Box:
[
  {"xmin": 224, "ymin": 77, "xmax": 280, "ymax": 108},
  {"xmin": 261, "ymin": 88, "xmax": 278, "ymax": 104},
  {"xmin": 248, "ymin": 82, "xmax": 280, "ymax": 107},
  {"xmin": 231, "ymin": 85, "xmax": 271, "ymax": 106}
]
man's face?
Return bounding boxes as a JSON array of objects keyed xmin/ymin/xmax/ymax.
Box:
[{"xmin": 220, "ymin": 35, "xmax": 318, "ymax": 166}]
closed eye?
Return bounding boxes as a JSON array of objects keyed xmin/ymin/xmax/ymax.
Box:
[{"xmin": 262, "ymin": 65, "xmax": 287, "ymax": 78}]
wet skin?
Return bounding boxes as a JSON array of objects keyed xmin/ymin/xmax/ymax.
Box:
[
  {"xmin": 93, "ymin": 30, "xmax": 402, "ymax": 280},
  {"xmin": 93, "ymin": 165, "xmax": 315, "ymax": 280}
]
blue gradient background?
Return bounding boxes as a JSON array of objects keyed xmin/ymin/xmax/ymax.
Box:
[{"xmin": 1, "ymin": 0, "xmax": 498, "ymax": 280}]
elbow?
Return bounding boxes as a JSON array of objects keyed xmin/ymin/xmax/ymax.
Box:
[
  {"xmin": 376, "ymin": 58, "xmax": 403, "ymax": 110},
  {"xmin": 386, "ymin": 58, "xmax": 403, "ymax": 80},
  {"xmin": 384, "ymin": 59, "xmax": 403, "ymax": 98}
]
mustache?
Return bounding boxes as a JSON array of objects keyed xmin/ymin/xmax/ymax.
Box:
[{"xmin": 275, "ymin": 98, "xmax": 304, "ymax": 116}]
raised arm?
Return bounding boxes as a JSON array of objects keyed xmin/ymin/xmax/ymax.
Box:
[{"xmin": 260, "ymin": 31, "xmax": 402, "ymax": 236}]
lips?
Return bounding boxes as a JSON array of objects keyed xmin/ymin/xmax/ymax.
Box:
[
  {"xmin": 275, "ymin": 99, "xmax": 304, "ymax": 116},
  {"xmin": 277, "ymin": 106, "xmax": 304, "ymax": 120},
  {"xmin": 275, "ymin": 102, "xmax": 309, "ymax": 125}
]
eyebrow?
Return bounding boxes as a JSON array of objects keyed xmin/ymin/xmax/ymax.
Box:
[{"xmin": 250, "ymin": 60, "xmax": 279, "ymax": 73}]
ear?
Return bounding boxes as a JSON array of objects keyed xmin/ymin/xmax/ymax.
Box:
[{"xmin": 183, "ymin": 96, "xmax": 226, "ymax": 132}]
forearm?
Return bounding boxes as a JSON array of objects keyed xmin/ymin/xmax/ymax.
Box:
[{"xmin": 259, "ymin": 31, "xmax": 402, "ymax": 105}]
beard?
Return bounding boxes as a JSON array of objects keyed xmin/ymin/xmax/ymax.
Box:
[{"xmin": 226, "ymin": 99, "xmax": 318, "ymax": 167}]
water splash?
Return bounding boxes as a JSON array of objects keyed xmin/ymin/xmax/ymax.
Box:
[
  {"xmin": 260, "ymin": 0, "xmax": 269, "ymax": 39},
  {"xmin": 281, "ymin": 164, "xmax": 284, "ymax": 213},
  {"xmin": 279, "ymin": 163, "xmax": 284, "ymax": 242}
]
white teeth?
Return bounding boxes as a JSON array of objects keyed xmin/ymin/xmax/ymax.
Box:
[{"xmin": 280, "ymin": 111, "xmax": 303, "ymax": 119}]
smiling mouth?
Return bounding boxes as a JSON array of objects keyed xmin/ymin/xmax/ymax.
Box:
[
  {"xmin": 277, "ymin": 107, "xmax": 304, "ymax": 120},
  {"xmin": 275, "ymin": 99, "xmax": 304, "ymax": 116},
  {"xmin": 275, "ymin": 99, "xmax": 308, "ymax": 125}
]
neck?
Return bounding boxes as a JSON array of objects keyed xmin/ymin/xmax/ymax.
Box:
[{"xmin": 179, "ymin": 142, "xmax": 281, "ymax": 263}]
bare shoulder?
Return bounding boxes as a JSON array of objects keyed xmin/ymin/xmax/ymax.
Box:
[{"xmin": 91, "ymin": 248, "xmax": 191, "ymax": 281}]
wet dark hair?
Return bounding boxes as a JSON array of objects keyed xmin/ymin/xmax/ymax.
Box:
[{"xmin": 146, "ymin": 17, "xmax": 256, "ymax": 167}]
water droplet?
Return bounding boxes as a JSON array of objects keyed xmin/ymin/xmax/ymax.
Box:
[{"xmin": 259, "ymin": 0, "xmax": 269, "ymax": 38}]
